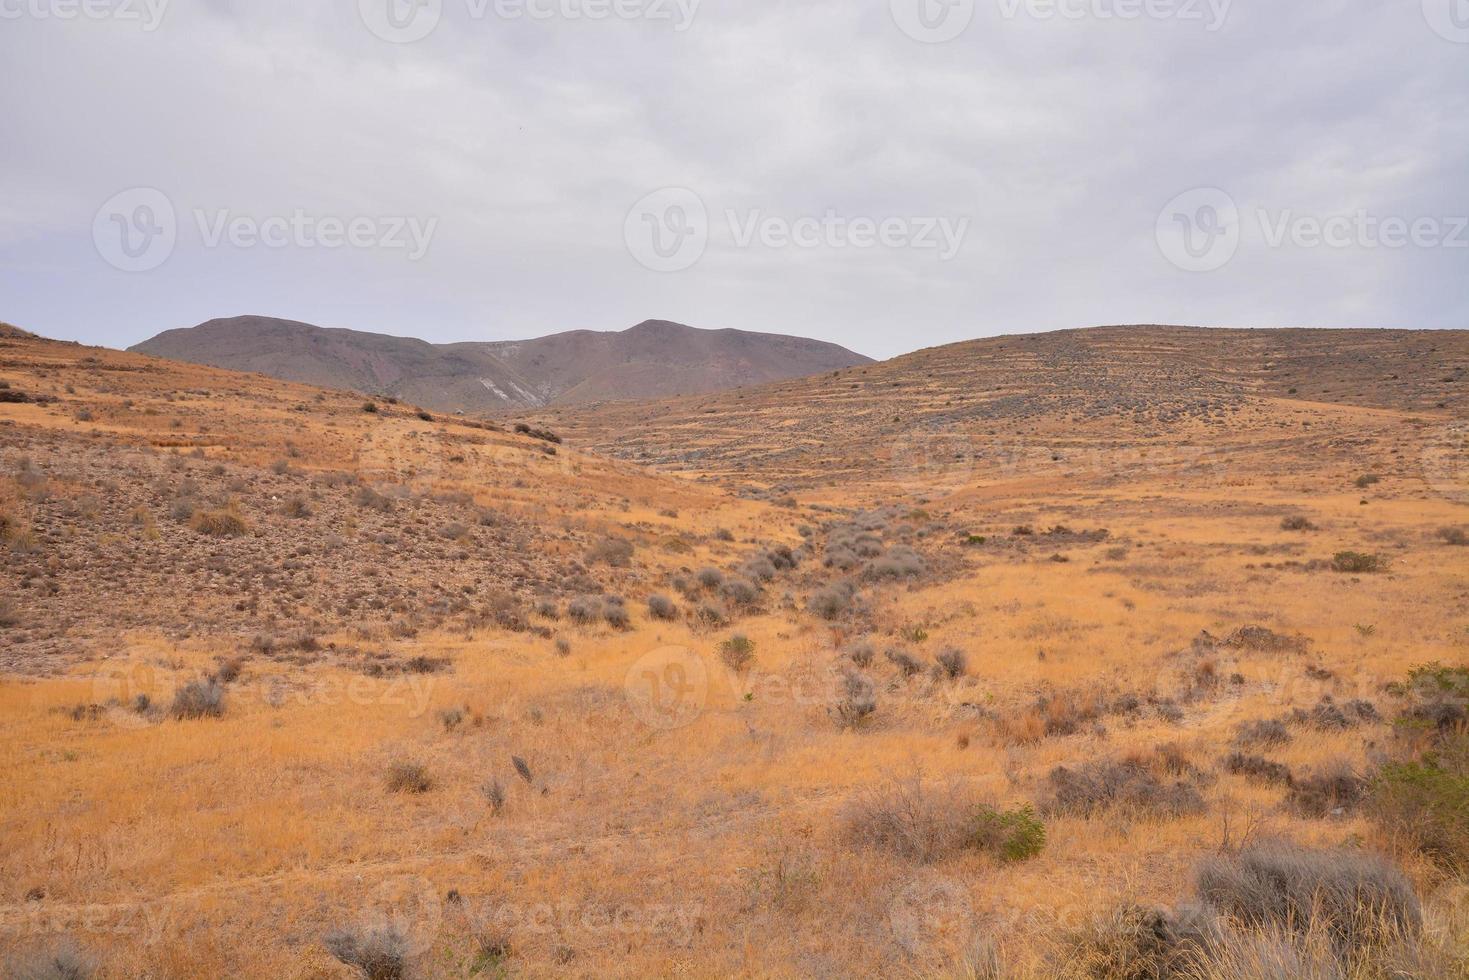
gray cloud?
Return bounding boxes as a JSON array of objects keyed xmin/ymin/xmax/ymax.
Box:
[{"xmin": 1, "ymin": 0, "xmax": 1464, "ymax": 358}]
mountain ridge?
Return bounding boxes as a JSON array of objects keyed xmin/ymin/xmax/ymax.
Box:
[{"xmin": 129, "ymin": 315, "xmax": 875, "ymax": 414}]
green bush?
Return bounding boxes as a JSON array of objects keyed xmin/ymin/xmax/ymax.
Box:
[
  {"xmin": 1370, "ymin": 736, "xmax": 1469, "ymax": 875},
  {"xmin": 968, "ymin": 804, "xmax": 1046, "ymax": 863}
]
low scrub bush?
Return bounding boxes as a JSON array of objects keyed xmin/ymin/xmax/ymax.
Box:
[
  {"xmin": 6, "ymin": 939, "xmax": 98, "ymax": 980},
  {"xmin": 968, "ymin": 804, "xmax": 1046, "ymax": 863},
  {"xmin": 934, "ymin": 647, "xmax": 968, "ymax": 679},
  {"xmin": 602, "ymin": 595, "xmax": 630, "ymax": 629},
  {"xmin": 1332, "ymin": 550, "xmax": 1388, "ymax": 573},
  {"xmin": 843, "ymin": 777, "xmax": 972, "ymax": 863},
  {"xmin": 1222, "ymin": 753, "xmax": 1293, "ymax": 786},
  {"xmin": 721, "ymin": 577, "xmax": 759, "ymax": 607},
  {"xmin": 587, "ymin": 536, "xmax": 634, "ymax": 568},
  {"xmin": 719, "ymin": 634, "xmax": 756, "ymax": 672},
  {"xmin": 385, "ymin": 761, "xmax": 432, "ymax": 794},
  {"xmin": 885, "ymin": 647, "xmax": 922, "ymax": 678},
  {"xmin": 324, "ymin": 925, "xmax": 409, "ymax": 980},
  {"xmin": 830, "ymin": 669, "xmax": 876, "ymax": 729},
  {"xmin": 1042, "ymin": 754, "xmax": 1208, "ymax": 819},
  {"xmin": 189, "ymin": 506, "xmax": 249, "ymax": 537},
  {"xmin": 808, "ymin": 583, "xmax": 854, "ymax": 620},
  {"xmin": 170, "ymin": 679, "xmax": 225, "ymax": 720},
  {"xmin": 1195, "ymin": 843, "xmax": 1420, "ymax": 958},
  {"xmin": 1435, "ymin": 526, "xmax": 1467, "ymax": 546},
  {"xmin": 1370, "ymin": 733, "xmax": 1469, "ymax": 874},
  {"xmin": 1234, "ymin": 718, "xmax": 1291, "ymax": 748},
  {"xmin": 354, "ymin": 486, "xmax": 395, "ymax": 513},
  {"xmin": 646, "ymin": 594, "xmax": 678, "ymax": 620},
  {"xmin": 1286, "ymin": 760, "xmax": 1367, "ymax": 818}
]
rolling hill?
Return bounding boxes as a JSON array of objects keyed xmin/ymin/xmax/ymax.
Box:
[{"xmin": 128, "ymin": 316, "xmax": 874, "ymax": 414}]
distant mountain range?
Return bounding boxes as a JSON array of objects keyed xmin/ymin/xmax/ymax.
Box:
[{"xmin": 129, "ymin": 316, "xmax": 873, "ymax": 414}]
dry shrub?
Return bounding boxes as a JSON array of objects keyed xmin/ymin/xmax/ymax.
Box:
[
  {"xmin": 354, "ymin": 486, "xmax": 394, "ymax": 513},
  {"xmin": 1435, "ymin": 526, "xmax": 1468, "ymax": 546},
  {"xmin": 1222, "ymin": 753, "xmax": 1293, "ymax": 786},
  {"xmin": 280, "ymin": 494, "xmax": 311, "ymax": 519},
  {"xmin": 935, "ymin": 647, "xmax": 968, "ymax": 679},
  {"xmin": 567, "ymin": 595, "xmax": 602, "ymax": 625},
  {"xmin": 1234, "ymin": 718, "xmax": 1291, "ymax": 748},
  {"xmin": 1061, "ymin": 903, "xmax": 1219, "ymax": 980},
  {"xmin": 847, "ymin": 640, "xmax": 875, "ymax": 668},
  {"xmin": 721, "ymin": 577, "xmax": 759, "ymax": 607},
  {"xmin": 0, "ymin": 597, "xmax": 17, "ymax": 628},
  {"xmin": 6, "ymin": 939, "xmax": 98, "ymax": 980},
  {"xmin": 170, "ymin": 679, "xmax": 225, "ymax": 720},
  {"xmin": 809, "ymin": 583, "xmax": 854, "ymax": 620},
  {"xmin": 385, "ymin": 762, "xmax": 432, "ymax": 794},
  {"xmin": 1332, "ymin": 551, "xmax": 1388, "ymax": 574},
  {"xmin": 1294, "ymin": 695, "xmax": 1379, "ymax": 731},
  {"xmin": 324, "ymin": 925, "xmax": 408, "ymax": 980},
  {"xmin": 189, "ymin": 506, "xmax": 249, "ymax": 537},
  {"xmin": 885, "ymin": 647, "xmax": 922, "ymax": 678},
  {"xmin": 1196, "ymin": 844, "xmax": 1421, "ymax": 959},
  {"xmin": 1042, "ymin": 753, "xmax": 1208, "ymax": 819},
  {"xmin": 1280, "ymin": 515, "xmax": 1316, "ymax": 531},
  {"xmin": 1286, "ymin": 760, "xmax": 1367, "ymax": 818},
  {"xmin": 829, "ymin": 669, "xmax": 876, "ymax": 729},
  {"xmin": 1222, "ymin": 625, "xmax": 1310, "ymax": 655},
  {"xmin": 587, "ymin": 536, "xmax": 634, "ymax": 567},
  {"xmin": 646, "ymin": 594, "xmax": 678, "ymax": 620},
  {"xmin": 842, "ymin": 777, "xmax": 973, "ymax": 863},
  {"xmin": 1002, "ymin": 689, "xmax": 1111, "ymax": 744},
  {"xmin": 1066, "ymin": 844, "xmax": 1431, "ymax": 979},
  {"xmin": 602, "ymin": 595, "xmax": 630, "ymax": 629}
]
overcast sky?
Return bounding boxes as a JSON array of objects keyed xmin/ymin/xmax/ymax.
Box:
[{"xmin": 2, "ymin": 0, "xmax": 1465, "ymax": 359}]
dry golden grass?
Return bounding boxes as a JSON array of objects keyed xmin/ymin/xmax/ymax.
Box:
[{"xmin": 0, "ymin": 327, "xmax": 1466, "ymax": 977}]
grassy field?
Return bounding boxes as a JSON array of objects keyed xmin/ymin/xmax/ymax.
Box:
[{"xmin": 1, "ymin": 325, "xmax": 1467, "ymax": 977}]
